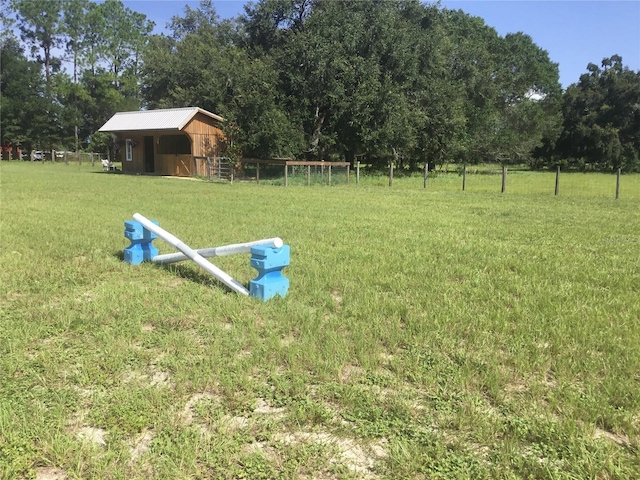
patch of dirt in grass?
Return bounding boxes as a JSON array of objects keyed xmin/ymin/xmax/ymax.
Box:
[
  {"xmin": 67, "ymin": 410, "xmax": 109, "ymax": 448},
  {"xmin": 129, "ymin": 430, "xmax": 154, "ymax": 460},
  {"xmin": 122, "ymin": 365, "xmax": 172, "ymax": 388},
  {"xmin": 149, "ymin": 369, "xmax": 172, "ymax": 387},
  {"xmin": 277, "ymin": 431, "xmax": 387, "ymax": 477},
  {"xmin": 76, "ymin": 291, "xmax": 98, "ymax": 303},
  {"xmin": 254, "ymin": 398, "xmax": 286, "ymax": 417},
  {"xmin": 378, "ymin": 352, "xmax": 394, "ymax": 363},
  {"xmin": 222, "ymin": 321, "xmax": 233, "ymax": 331},
  {"xmin": 181, "ymin": 392, "xmax": 222, "ymax": 425},
  {"xmin": 330, "ymin": 290, "xmax": 343, "ymax": 306},
  {"xmin": 542, "ymin": 371, "xmax": 557, "ymax": 388},
  {"xmin": 166, "ymin": 278, "xmax": 184, "ymax": 288},
  {"xmin": 34, "ymin": 467, "xmax": 68, "ymax": 480},
  {"xmin": 71, "ymin": 386, "xmax": 96, "ymax": 398},
  {"xmin": 339, "ymin": 364, "xmax": 363, "ymax": 383},
  {"xmin": 594, "ymin": 428, "xmax": 631, "ymax": 446},
  {"xmin": 280, "ymin": 334, "xmax": 296, "ymax": 347},
  {"xmin": 237, "ymin": 349, "xmax": 252, "ymax": 359},
  {"xmin": 141, "ymin": 324, "xmax": 155, "ymax": 333},
  {"xmin": 76, "ymin": 426, "xmax": 108, "ymax": 447},
  {"xmin": 218, "ymin": 415, "xmax": 250, "ymax": 432},
  {"xmin": 242, "ymin": 441, "xmax": 279, "ymax": 463},
  {"xmin": 505, "ymin": 381, "xmax": 529, "ymax": 394}
]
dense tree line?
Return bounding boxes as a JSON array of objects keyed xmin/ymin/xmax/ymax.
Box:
[
  {"xmin": 1, "ymin": 0, "xmax": 153, "ymax": 154},
  {"xmin": 2, "ymin": 0, "xmax": 639, "ymax": 171}
]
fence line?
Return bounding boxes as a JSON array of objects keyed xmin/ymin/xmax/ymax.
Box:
[{"xmin": 353, "ymin": 162, "xmax": 638, "ymax": 199}]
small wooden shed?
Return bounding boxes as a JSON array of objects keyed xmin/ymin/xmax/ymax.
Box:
[{"xmin": 98, "ymin": 107, "xmax": 225, "ymax": 176}]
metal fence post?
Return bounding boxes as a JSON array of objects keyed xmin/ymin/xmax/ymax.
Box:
[
  {"xmin": 501, "ymin": 165, "xmax": 507, "ymax": 193},
  {"xmin": 462, "ymin": 165, "xmax": 466, "ymax": 191}
]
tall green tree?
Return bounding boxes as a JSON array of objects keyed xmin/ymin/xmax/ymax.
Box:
[
  {"xmin": 0, "ymin": 35, "xmax": 50, "ymax": 150},
  {"xmin": 551, "ymin": 56, "xmax": 640, "ymax": 171},
  {"xmin": 12, "ymin": 0, "xmax": 64, "ymax": 85},
  {"xmin": 142, "ymin": 2, "xmax": 303, "ymax": 158}
]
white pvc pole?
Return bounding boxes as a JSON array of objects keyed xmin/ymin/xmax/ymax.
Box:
[
  {"xmin": 132, "ymin": 213, "xmax": 249, "ymax": 295},
  {"xmin": 152, "ymin": 237, "xmax": 283, "ymax": 265}
]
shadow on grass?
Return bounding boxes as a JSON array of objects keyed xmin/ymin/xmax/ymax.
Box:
[
  {"xmin": 163, "ymin": 263, "xmax": 248, "ymax": 293},
  {"xmin": 112, "ymin": 250, "xmax": 245, "ymax": 293}
]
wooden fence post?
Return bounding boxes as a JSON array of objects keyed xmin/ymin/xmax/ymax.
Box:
[
  {"xmin": 328, "ymin": 165, "xmax": 332, "ymax": 185},
  {"xmin": 462, "ymin": 165, "xmax": 466, "ymax": 191},
  {"xmin": 356, "ymin": 161, "xmax": 360, "ymax": 184},
  {"xmin": 616, "ymin": 167, "xmax": 621, "ymax": 199},
  {"xmin": 501, "ymin": 165, "xmax": 507, "ymax": 193},
  {"xmin": 284, "ymin": 164, "xmax": 288, "ymax": 186},
  {"xmin": 307, "ymin": 165, "xmax": 310, "ymax": 186},
  {"xmin": 555, "ymin": 166, "xmax": 560, "ymax": 196},
  {"xmin": 346, "ymin": 165, "xmax": 350, "ymax": 184},
  {"xmin": 389, "ymin": 163, "xmax": 393, "ymax": 187},
  {"xmin": 64, "ymin": 151, "xmax": 68, "ymax": 165},
  {"xmin": 424, "ymin": 163, "xmax": 428, "ymax": 189},
  {"xmin": 256, "ymin": 162, "xmax": 260, "ymax": 184},
  {"xmin": 51, "ymin": 150, "xmax": 55, "ymax": 162}
]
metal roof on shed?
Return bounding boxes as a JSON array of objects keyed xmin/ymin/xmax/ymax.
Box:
[{"xmin": 98, "ymin": 107, "xmax": 223, "ymax": 132}]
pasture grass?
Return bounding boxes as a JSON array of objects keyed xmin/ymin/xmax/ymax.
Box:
[{"xmin": 1, "ymin": 161, "xmax": 639, "ymax": 479}]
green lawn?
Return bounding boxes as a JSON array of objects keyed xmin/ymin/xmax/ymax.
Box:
[{"xmin": 1, "ymin": 161, "xmax": 639, "ymax": 479}]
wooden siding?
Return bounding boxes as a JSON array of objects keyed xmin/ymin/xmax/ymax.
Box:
[
  {"xmin": 117, "ymin": 134, "xmax": 145, "ymax": 174},
  {"xmin": 183, "ymin": 113, "xmax": 224, "ymax": 158},
  {"xmin": 156, "ymin": 154, "xmax": 193, "ymax": 176}
]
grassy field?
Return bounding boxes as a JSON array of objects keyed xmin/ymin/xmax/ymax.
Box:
[{"xmin": 1, "ymin": 161, "xmax": 639, "ymax": 479}]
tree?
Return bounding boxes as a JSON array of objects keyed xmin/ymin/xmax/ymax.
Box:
[
  {"xmin": 551, "ymin": 56, "xmax": 640, "ymax": 171},
  {"xmin": 12, "ymin": 0, "xmax": 64, "ymax": 85},
  {"xmin": 141, "ymin": 20, "xmax": 304, "ymax": 158},
  {"xmin": 168, "ymin": 0, "xmax": 219, "ymax": 40},
  {"xmin": 0, "ymin": 35, "xmax": 49, "ymax": 150}
]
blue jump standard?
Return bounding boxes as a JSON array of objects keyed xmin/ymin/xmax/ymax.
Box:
[
  {"xmin": 123, "ymin": 219, "xmax": 290, "ymax": 301},
  {"xmin": 124, "ymin": 220, "xmax": 159, "ymax": 265},
  {"xmin": 249, "ymin": 245, "xmax": 290, "ymax": 301}
]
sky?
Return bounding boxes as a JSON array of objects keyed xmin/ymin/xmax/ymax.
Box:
[{"xmin": 123, "ymin": 0, "xmax": 640, "ymax": 89}]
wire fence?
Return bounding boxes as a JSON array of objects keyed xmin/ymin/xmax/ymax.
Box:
[
  {"xmin": 229, "ymin": 161, "xmax": 638, "ymax": 200},
  {"xmin": 236, "ymin": 160, "xmax": 351, "ymax": 186},
  {"xmin": 373, "ymin": 165, "xmax": 638, "ymax": 200}
]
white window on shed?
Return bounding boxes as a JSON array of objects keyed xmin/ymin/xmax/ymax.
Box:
[{"xmin": 126, "ymin": 139, "xmax": 133, "ymax": 161}]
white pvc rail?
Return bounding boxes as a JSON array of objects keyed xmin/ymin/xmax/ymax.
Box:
[
  {"xmin": 153, "ymin": 237, "xmax": 283, "ymax": 265},
  {"xmin": 132, "ymin": 213, "xmax": 249, "ymax": 295}
]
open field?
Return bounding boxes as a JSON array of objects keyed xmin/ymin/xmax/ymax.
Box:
[{"xmin": 1, "ymin": 161, "xmax": 639, "ymax": 479}]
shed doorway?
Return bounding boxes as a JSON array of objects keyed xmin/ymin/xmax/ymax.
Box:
[{"xmin": 144, "ymin": 136, "xmax": 154, "ymax": 173}]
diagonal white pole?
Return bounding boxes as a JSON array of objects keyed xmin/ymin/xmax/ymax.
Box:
[
  {"xmin": 132, "ymin": 213, "xmax": 249, "ymax": 295},
  {"xmin": 152, "ymin": 237, "xmax": 283, "ymax": 265}
]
